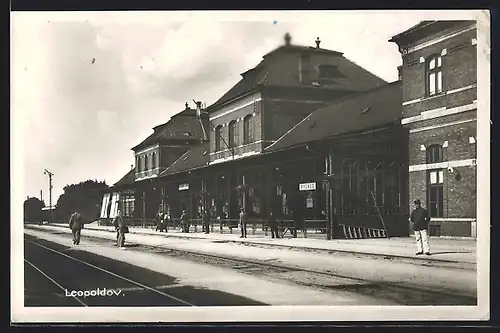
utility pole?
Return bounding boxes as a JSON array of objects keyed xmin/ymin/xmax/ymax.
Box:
[{"xmin": 43, "ymin": 169, "xmax": 54, "ymax": 224}]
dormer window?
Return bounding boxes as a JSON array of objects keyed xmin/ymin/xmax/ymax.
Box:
[
  {"xmin": 426, "ymin": 55, "xmax": 442, "ymax": 96},
  {"xmin": 318, "ymin": 65, "xmax": 345, "ymax": 79}
]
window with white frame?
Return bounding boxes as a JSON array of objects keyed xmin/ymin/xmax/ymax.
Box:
[
  {"xmin": 426, "ymin": 55, "xmax": 443, "ymax": 96},
  {"xmin": 215, "ymin": 125, "xmax": 222, "ymax": 151},
  {"xmin": 228, "ymin": 120, "xmax": 237, "ymax": 148},
  {"xmin": 426, "ymin": 144, "xmax": 444, "ymax": 217},
  {"xmin": 243, "ymin": 114, "xmax": 254, "ymax": 144}
]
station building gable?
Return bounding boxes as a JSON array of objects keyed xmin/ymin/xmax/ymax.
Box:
[{"xmin": 206, "ymin": 34, "xmax": 388, "ymax": 165}]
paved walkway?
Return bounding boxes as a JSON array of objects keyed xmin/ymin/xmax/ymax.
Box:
[{"xmin": 44, "ymin": 222, "xmax": 476, "ymax": 265}]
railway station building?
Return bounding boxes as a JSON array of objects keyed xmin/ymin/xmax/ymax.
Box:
[{"xmin": 101, "ymin": 21, "xmax": 478, "ymax": 239}]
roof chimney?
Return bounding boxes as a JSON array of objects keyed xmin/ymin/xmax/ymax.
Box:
[
  {"xmin": 315, "ymin": 37, "xmax": 321, "ymax": 48},
  {"xmin": 185, "ymin": 102, "xmax": 189, "ymax": 109},
  {"xmin": 284, "ymin": 33, "xmax": 292, "ymax": 46}
]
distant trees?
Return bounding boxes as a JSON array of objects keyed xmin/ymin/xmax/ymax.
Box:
[
  {"xmin": 55, "ymin": 180, "xmax": 109, "ymax": 223},
  {"xmin": 24, "ymin": 197, "xmax": 45, "ymax": 222}
]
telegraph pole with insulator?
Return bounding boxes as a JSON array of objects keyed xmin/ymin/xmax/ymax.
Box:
[{"xmin": 43, "ymin": 169, "xmax": 54, "ymax": 223}]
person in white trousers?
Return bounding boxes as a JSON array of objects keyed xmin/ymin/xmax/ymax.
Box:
[{"xmin": 410, "ymin": 199, "xmax": 431, "ymax": 255}]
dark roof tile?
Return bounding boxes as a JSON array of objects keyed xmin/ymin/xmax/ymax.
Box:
[
  {"xmin": 113, "ymin": 168, "xmax": 135, "ymax": 187},
  {"xmin": 159, "ymin": 142, "xmax": 211, "ymax": 177},
  {"xmin": 132, "ymin": 107, "xmax": 207, "ymax": 151},
  {"xmin": 208, "ymin": 45, "xmax": 386, "ymax": 109},
  {"xmin": 265, "ymin": 81, "xmax": 403, "ymax": 152}
]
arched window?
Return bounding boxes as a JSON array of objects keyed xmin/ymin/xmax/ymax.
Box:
[
  {"xmin": 215, "ymin": 125, "xmax": 222, "ymax": 151},
  {"xmin": 426, "ymin": 144, "xmax": 444, "ymax": 217},
  {"xmin": 426, "ymin": 144, "xmax": 443, "ymax": 164},
  {"xmin": 228, "ymin": 120, "xmax": 237, "ymax": 148},
  {"xmin": 426, "ymin": 54, "xmax": 442, "ymax": 96},
  {"xmin": 243, "ymin": 114, "xmax": 254, "ymax": 145}
]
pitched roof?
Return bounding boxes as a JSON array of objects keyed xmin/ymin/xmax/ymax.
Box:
[
  {"xmin": 265, "ymin": 80, "xmax": 403, "ymax": 152},
  {"xmin": 207, "ymin": 44, "xmax": 387, "ymax": 110},
  {"xmin": 158, "ymin": 142, "xmax": 211, "ymax": 177},
  {"xmin": 131, "ymin": 107, "xmax": 207, "ymax": 151},
  {"xmin": 389, "ymin": 20, "xmax": 476, "ymax": 45},
  {"xmin": 112, "ymin": 168, "xmax": 135, "ymax": 188}
]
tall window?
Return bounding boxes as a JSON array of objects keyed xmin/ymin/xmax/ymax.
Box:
[
  {"xmin": 151, "ymin": 152, "xmax": 156, "ymax": 169},
  {"xmin": 136, "ymin": 157, "xmax": 140, "ymax": 172},
  {"xmin": 426, "ymin": 144, "xmax": 443, "ymax": 164},
  {"xmin": 243, "ymin": 114, "xmax": 254, "ymax": 144},
  {"xmin": 426, "ymin": 55, "xmax": 442, "ymax": 96},
  {"xmin": 215, "ymin": 125, "xmax": 222, "ymax": 151},
  {"xmin": 426, "ymin": 144, "xmax": 444, "ymax": 217},
  {"xmin": 228, "ymin": 120, "xmax": 237, "ymax": 148},
  {"xmin": 145, "ymin": 154, "xmax": 149, "ymax": 171}
]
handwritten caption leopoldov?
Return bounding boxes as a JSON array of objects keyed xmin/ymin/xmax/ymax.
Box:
[{"xmin": 65, "ymin": 288, "xmax": 124, "ymax": 298}]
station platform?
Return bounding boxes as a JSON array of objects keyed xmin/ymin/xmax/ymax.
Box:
[{"xmin": 42, "ymin": 222, "xmax": 477, "ymax": 266}]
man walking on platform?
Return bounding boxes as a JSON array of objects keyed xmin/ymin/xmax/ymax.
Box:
[
  {"xmin": 69, "ymin": 211, "xmax": 84, "ymax": 245},
  {"xmin": 411, "ymin": 199, "xmax": 431, "ymax": 256}
]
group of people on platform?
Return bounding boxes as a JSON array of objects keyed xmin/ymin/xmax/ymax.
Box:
[
  {"xmin": 66, "ymin": 197, "xmax": 432, "ymax": 256},
  {"xmin": 68, "ymin": 208, "xmax": 129, "ymax": 248}
]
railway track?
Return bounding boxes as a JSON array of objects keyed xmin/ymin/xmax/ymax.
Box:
[
  {"xmin": 25, "ymin": 238, "xmax": 195, "ymax": 307},
  {"xmin": 138, "ymin": 244, "xmax": 477, "ymax": 306}
]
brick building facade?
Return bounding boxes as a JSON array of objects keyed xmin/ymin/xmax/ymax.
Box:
[{"xmin": 390, "ymin": 20, "xmax": 477, "ymax": 237}]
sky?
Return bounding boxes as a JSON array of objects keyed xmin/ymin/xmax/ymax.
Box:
[{"xmin": 11, "ymin": 10, "xmax": 481, "ymax": 204}]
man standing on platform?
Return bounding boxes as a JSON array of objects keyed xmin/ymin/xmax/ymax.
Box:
[
  {"xmin": 180, "ymin": 210, "xmax": 189, "ymax": 233},
  {"xmin": 268, "ymin": 211, "xmax": 279, "ymax": 239},
  {"xmin": 239, "ymin": 207, "xmax": 247, "ymax": 238},
  {"xmin": 203, "ymin": 209, "xmax": 211, "ymax": 234},
  {"xmin": 410, "ymin": 199, "xmax": 431, "ymax": 256}
]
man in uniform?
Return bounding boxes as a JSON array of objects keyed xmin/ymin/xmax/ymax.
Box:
[
  {"xmin": 69, "ymin": 211, "xmax": 84, "ymax": 245},
  {"xmin": 410, "ymin": 199, "xmax": 431, "ymax": 255}
]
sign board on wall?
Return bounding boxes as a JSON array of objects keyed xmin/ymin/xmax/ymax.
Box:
[
  {"xmin": 179, "ymin": 183, "xmax": 189, "ymax": 191},
  {"xmin": 299, "ymin": 182, "xmax": 316, "ymax": 191}
]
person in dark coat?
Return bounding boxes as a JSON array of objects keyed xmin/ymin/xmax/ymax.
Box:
[
  {"xmin": 113, "ymin": 209, "xmax": 127, "ymax": 248},
  {"xmin": 268, "ymin": 211, "xmax": 279, "ymax": 239},
  {"xmin": 203, "ymin": 210, "xmax": 211, "ymax": 234},
  {"xmin": 180, "ymin": 210, "xmax": 189, "ymax": 233},
  {"xmin": 156, "ymin": 210, "xmax": 165, "ymax": 232},
  {"xmin": 69, "ymin": 211, "xmax": 84, "ymax": 245},
  {"xmin": 410, "ymin": 199, "xmax": 431, "ymax": 255},
  {"xmin": 239, "ymin": 207, "xmax": 247, "ymax": 238}
]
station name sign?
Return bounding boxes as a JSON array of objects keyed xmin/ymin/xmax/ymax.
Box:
[
  {"xmin": 299, "ymin": 182, "xmax": 316, "ymax": 191},
  {"xmin": 178, "ymin": 183, "xmax": 189, "ymax": 191}
]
